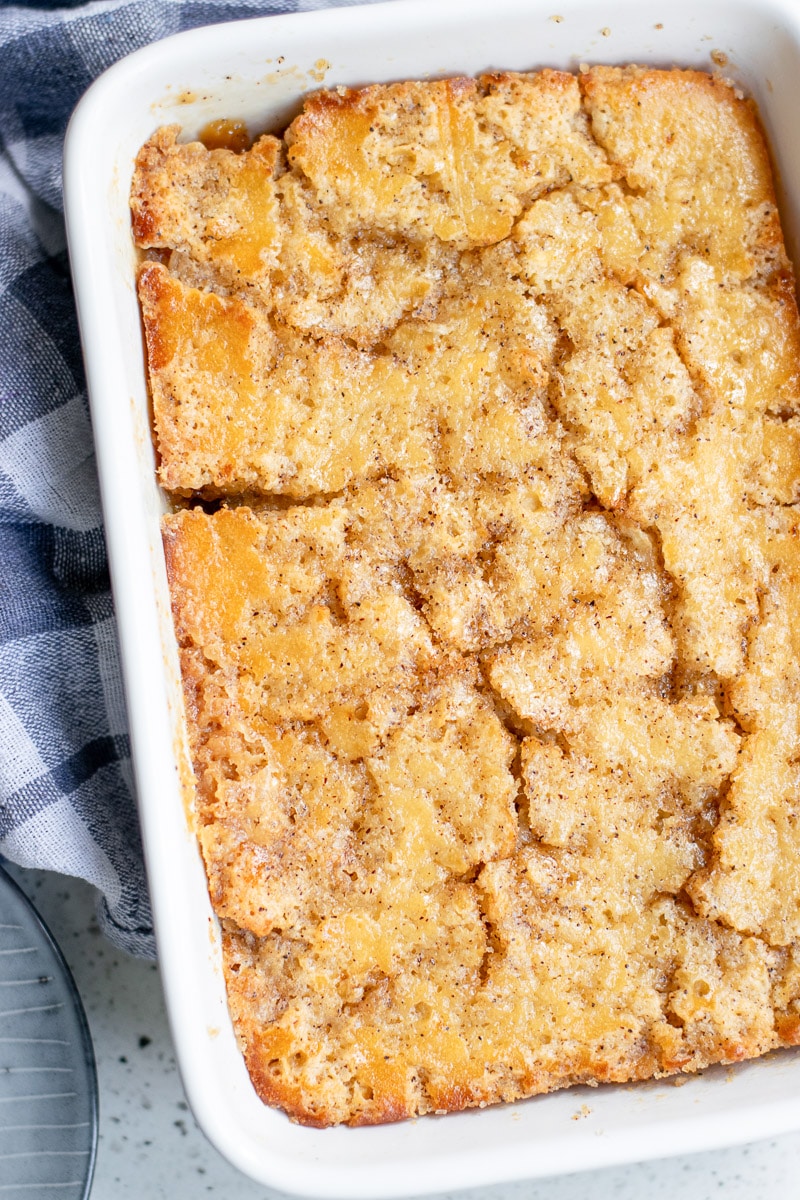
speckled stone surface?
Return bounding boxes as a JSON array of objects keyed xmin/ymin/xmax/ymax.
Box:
[{"xmin": 7, "ymin": 864, "xmax": 800, "ymax": 1200}]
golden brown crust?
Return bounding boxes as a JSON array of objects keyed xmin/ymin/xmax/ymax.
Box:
[
  {"xmin": 285, "ymin": 71, "xmax": 611, "ymax": 248},
  {"xmin": 776, "ymin": 1015, "xmax": 800, "ymax": 1046},
  {"xmin": 139, "ymin": 66, "xmax": 800, "ymax": 1127},
  {"xmin": 132, "ymin": 125, "xmax": 281, "ymax": 276}
]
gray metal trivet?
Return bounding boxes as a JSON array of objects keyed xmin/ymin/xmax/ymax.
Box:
[{"xmin": 0, "ymin": 865, "xmax": 97, "ymax": 1198}]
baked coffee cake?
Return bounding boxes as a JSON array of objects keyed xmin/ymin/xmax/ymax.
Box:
[{"xmin": 133, "ymin": 66, "xmax": 800, "ymax": 1126}]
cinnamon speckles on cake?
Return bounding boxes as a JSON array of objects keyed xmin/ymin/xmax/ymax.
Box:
[{"xmin": 134, "ymin": 65, "xmax": 800, "ymax": 1127}]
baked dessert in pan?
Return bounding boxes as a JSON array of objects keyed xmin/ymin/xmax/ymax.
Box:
[{"xmin": 132, "ymin": 65, "xmax": 800, "ymax": 1126}]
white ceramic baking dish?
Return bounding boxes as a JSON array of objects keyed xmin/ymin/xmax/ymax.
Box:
[{"xmin": 63, "ymin": 0, "xmax": 800, "ymax": 1194}]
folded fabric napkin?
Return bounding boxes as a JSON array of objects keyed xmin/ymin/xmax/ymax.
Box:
[{"xmin": 0, "ymin": 0, "xmax": 356, "ymax": 957}]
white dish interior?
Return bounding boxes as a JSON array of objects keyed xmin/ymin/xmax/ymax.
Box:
[{"xmin": 63, "ymin": 0, "xmax": 800, "ymax": 1194}]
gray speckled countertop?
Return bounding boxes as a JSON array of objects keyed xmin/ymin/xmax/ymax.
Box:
[{"xmin": 6, "ymin": 864, "xmax": 800, "ymax": 1200}]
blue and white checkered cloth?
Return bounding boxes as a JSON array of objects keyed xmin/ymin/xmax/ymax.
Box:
[{"xmin": 0, "ymin": 0, "xmax": 358, "ymax": 957}]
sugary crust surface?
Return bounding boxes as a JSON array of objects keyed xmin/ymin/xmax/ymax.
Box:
[{"xmin": 139, "ymin": 65, "xmax": 800, "ymax": 1126}]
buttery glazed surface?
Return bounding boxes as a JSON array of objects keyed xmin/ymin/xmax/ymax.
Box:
[{"xmin": 135, "ymin": 66, "xmax": 800, "ymax": 1126}]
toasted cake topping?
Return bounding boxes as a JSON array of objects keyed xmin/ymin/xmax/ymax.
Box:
[{"xmin": 136, "ymin": 66, "xmax": 800, "ymax": 1125}]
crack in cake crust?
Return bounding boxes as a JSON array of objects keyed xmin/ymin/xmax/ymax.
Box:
[{"xmin": 137, "ymin": 65, "xmax": 800, "ymax": 1126}]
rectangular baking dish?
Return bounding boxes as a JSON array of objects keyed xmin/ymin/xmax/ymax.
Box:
[{"xmin": 63, "ymin": 0, "xmax": 800, "ymax": 1194}]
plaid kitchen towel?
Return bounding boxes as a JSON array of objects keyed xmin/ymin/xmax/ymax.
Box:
[{"xmin": 0, "ymin": 0, "xmax": 364, "ymax": 957}]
